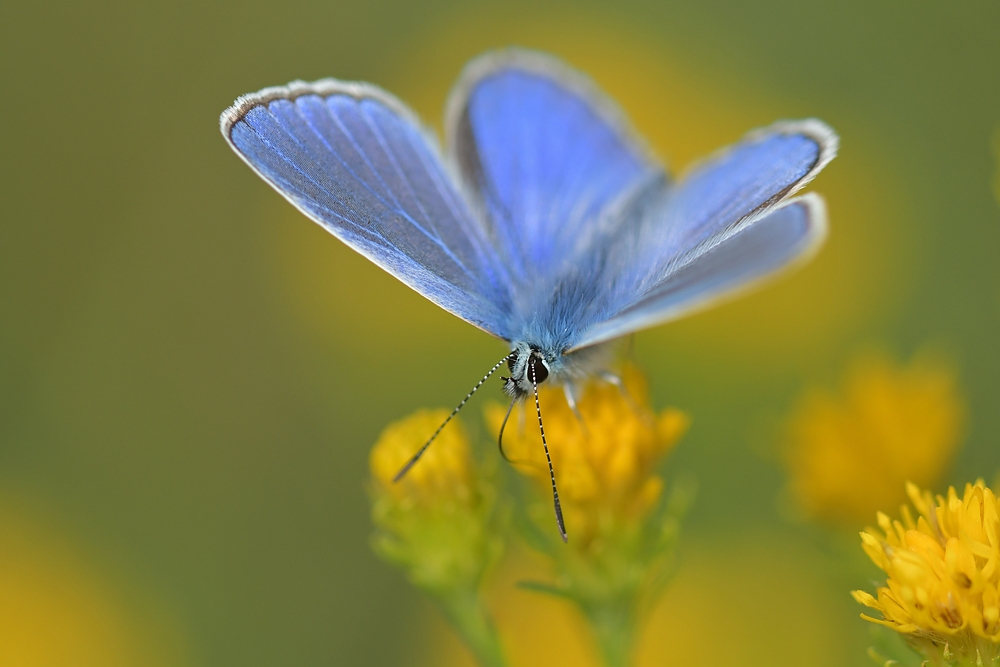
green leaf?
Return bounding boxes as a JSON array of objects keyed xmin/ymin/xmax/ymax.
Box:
[{"xmin": 516, "ymin": 580, "xmax": 573, "ymax": 600}]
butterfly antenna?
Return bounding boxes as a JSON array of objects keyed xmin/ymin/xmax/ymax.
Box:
[
  {"xmin": 497, "ymin": 397, "xmax": 517, "ymax": 463},
  {"xmin": 393, "ymin": 353, "xmax": 512, "ymax": 483},
  {"xmin": 531, "ymin": 362, "xmax": 568, "ymax": 542}
]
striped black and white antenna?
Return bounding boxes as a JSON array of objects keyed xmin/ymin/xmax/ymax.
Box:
[
  {"xmin": 531, "ymin": 360, "xmax": 567, "ymax": 542},
  {"xmin": 393, "ymin": 353, "xmax": 512, "ymax": 482}
]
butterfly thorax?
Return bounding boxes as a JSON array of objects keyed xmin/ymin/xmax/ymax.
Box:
[
  {"xmin": 501, "ymin": 342, "xmax": 550, "ymax": 399},
  {"xmin": 501, "ymin": 339, "xmax": 615, "ymax": 399}
]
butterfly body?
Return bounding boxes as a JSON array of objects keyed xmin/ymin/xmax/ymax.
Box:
[
  {"xmin": 221, "ymin": 51, "xmax": 835, "ymax": 361},
  {"xmin": 221, "ymin": 48, "xmax": 838, "ymax": 538}
]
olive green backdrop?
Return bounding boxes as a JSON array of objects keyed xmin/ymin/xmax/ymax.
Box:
[{"xmin": 2, "ymin": 1, "xmax": 999, "ymax": 665}]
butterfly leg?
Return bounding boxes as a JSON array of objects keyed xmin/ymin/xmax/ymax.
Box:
[
  {"xmin": 563, "ymin": 383, "xmax": 589, "ymax": 436},
  {"xmin": 600, "ymin": 371, "xmax": 648, "ymax": 420}
]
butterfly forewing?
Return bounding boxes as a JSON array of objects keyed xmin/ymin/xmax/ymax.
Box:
[
  {"xmin": 446, "ymin": 50, "xmax": 664, "ymax": 282},
  {"xmin": 222, "ymin": 83, "xmax": 514, "ymax": 339}
]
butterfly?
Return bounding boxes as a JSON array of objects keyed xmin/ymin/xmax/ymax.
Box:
[{"xmin": 220, "ymin": 48, "xmax": 837, "ymax": 541}]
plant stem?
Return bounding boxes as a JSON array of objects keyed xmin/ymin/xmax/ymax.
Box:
[
  {"xmin": 587, "ymin": 604, "xmax": 635, "ymax": 667},
  {"xmin": 441, "ymin": 590, "xmax": 507, "ymax": 667}
]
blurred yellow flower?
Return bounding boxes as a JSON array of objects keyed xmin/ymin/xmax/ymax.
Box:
[
  {"xmin": 853, "ymin": 480, "xmax": 1000, "ymax": 665},
  {"xmin": 369, "ymin": 410, "xmax": 503, "ymax": 593},
  {"xmin": 0, "ymin": 500, "xmax": 189, "ymax": 667},
  {"xmin": 485, "ymin": 365, "xmax": 688, "ymax": 548},
  {"xmin": 784, "ymin": 351, "xmax": 964, "ymax": 526},
  {"xmin": 369, "ymin": 411, "xmax": 507, "ymax": 667}
]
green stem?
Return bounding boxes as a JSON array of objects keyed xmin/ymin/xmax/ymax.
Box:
[
  {"xmin": 441, "ymin": 590, "xmax": 507, "ymax": 667},
  {"xmin": 586, "ymin": 604, "xmax": 636, "ymax": 667}
]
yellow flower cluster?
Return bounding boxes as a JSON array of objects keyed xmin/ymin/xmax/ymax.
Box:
[
  {"xmin": 853, "ymin": 480, "xmax": 1000, "ymax": 664},
  {"xmin": 369, "ymin": 366, "xmax": 689, "ymax": 667},
  {"xmin": 485, "ymin": 365, "xmax": 688, "ymax": 547},
  {"xmin": 784, "ymin": 352, "xmax": 964, "ymax": 526}
]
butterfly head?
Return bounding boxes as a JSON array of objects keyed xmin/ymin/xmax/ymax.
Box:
[{"xmin": 502, "ymin": 342, "xmax": 551, "ymax": 399}]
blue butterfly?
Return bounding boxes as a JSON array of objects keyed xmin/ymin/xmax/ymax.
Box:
[{"xmin": 221, "ymin": 48, "xmax": 837, "ymax": 540}]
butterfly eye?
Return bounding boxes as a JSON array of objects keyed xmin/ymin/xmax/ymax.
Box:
[{"xmin": 528, "ymin": 355, "xmax": 549, "ymax": 384}]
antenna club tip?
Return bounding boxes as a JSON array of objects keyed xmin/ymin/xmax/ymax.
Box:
[
  {"xmin": 392, "ymin": 457, "xmax": 418, "ymax": 483},
  {"xmin": 555, "ymin": 504, "xmax": 568, "ymax": 542}
]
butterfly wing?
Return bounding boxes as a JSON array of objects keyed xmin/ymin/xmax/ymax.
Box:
[
  {"xmin": 570, "ymin": 195, "xmax": 827, "ymax": 350},
  {"xmin": 567, "ymin": 121, "xmax": 838, "ymax": 351},
  {"xmin": 221, "ymin": 80, "xmax": 514, "ymax": 339},
  {"xmin": 445, "ymin": 49, "xmax": 665, "ymax": 283}
]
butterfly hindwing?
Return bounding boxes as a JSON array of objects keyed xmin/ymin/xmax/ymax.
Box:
[
  {"xmin": 566, "ymin": 121, "xmax": 837, "ymax": 350},
  {"xmin": 648, "ymin": 120, "xmax": 835, "ymax": 255},
  {"xmin": 571, "ymin": 195, "xmax": 827, "ymax": 350}
]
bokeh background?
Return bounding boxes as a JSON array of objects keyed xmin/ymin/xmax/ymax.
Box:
[{"xmin": 3, "ymin": 1, "xmax": 1000, "ymax": 665}]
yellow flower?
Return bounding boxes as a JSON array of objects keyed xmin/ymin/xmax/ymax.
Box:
[
  {"xmin": 853, "ymin": 480, "xmax": 1000, "ymax": 665},
  {"xmin": 784, "ymin": 351, "xmax": 964, "ymax": 526},
  {"xmin": 484, "ymin": 365, "xmax": 688, "ymax": 548}
]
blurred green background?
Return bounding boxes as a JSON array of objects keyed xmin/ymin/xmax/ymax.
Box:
[{"xmin": 2, "ymin": 1, "xmax": 999, "ymax": 665}]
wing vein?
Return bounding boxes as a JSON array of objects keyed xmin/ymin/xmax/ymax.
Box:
[{"xmin": 357, "ymin": 103, "xmax": 478, "ymax": 283}]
